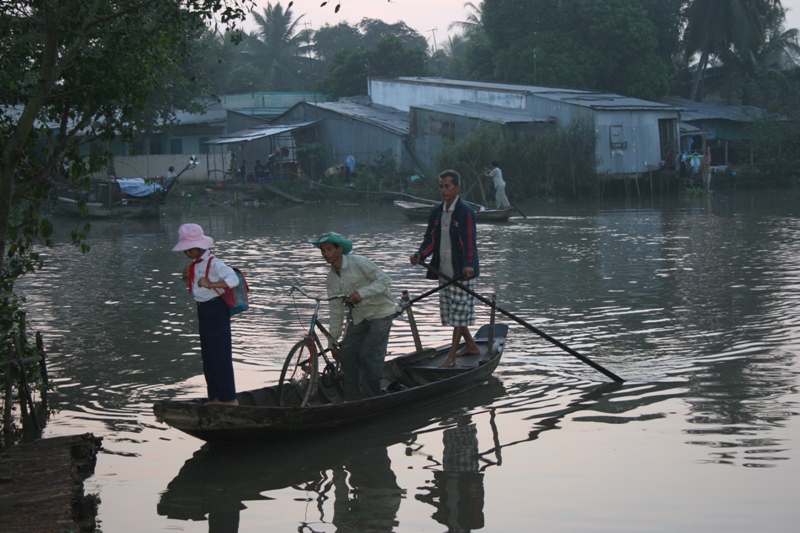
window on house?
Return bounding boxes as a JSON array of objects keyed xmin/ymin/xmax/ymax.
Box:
[
  {"xmin": 610, "ymin": 125, "xmax": 627, "ymax": 149},
  {"xmin": 442, "ymin": 120, "xmax": 455, "ymax": 140}
]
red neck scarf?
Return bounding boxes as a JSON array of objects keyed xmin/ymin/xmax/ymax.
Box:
[{"xmin": 188, "ymin": 257, "xmax": 203, "ymax": 294}]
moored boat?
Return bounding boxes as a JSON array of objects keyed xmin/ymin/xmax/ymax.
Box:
[
  {"xmin": 394, "ymin": 200, "xmax": 514, "ymax": 222},
  {"xmin": 152, "ymin": 323, "xmax": 509, "ymax": 444},
  {"xmin": 56, "ymin": 157, "xmax": 198, "ymax": 218},
  {"xmin": 57, "ymin": 191, "xmax": 164, "ymax": 218}
]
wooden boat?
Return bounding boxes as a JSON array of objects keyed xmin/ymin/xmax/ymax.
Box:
[
  {"xmin": 152, "ymin": 323, "xmax": 508, "ymax": 444},
  {"xmin": 56, "ymin": 157, "xmax": 198, "ymax": 218},
  {"xmin": 394, "ymin": 200, "xmax": 514, "ymax": 222},
  {"xmin": 57, "ymin": 192, "xmax": 164, "ymax": 218},
  {"xmin": 157, "ymin": 377, "xmax": 507, "ymax": 521}
]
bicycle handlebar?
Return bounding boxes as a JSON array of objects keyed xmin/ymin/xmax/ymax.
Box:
[{"xmin": 289, "ymin": 285, "xmax": 348, "ymax": 302}]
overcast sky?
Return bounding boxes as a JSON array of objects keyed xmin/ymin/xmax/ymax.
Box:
[
  {"xmin": 252, "ymin": 0, "xmax": 800, "ymax": 54},
  {"xmin": 254, "ymin": 0, "xmax": 473, "ymax": 49}
]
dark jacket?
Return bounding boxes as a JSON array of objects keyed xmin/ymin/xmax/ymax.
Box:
[{"xmin": 416, "ymin": 197, "xmax": 480, "ymax": 280}]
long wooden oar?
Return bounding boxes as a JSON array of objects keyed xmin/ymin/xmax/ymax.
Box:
[
  {"xmin": 394, "ymin": 276, "xmax": 460, "ymax": 317},
  {"xmin": 509, "ymin": 198, "xmax": 527, "ymax": 218},
  {"xmin": 418, "ymin": 262, "xmax": 624, "ymax": 382}
]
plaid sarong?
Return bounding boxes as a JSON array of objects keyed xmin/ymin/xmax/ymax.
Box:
[{"xmin": 439, "ymin": 277, "xmax": 476, "ymax": 327}]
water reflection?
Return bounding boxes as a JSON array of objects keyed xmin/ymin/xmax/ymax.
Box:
[
  {"xmin": 155, "ymin": 379, "xmax": 638, "ymax": 532},
  {"xmin": 331, "ymin": 447, "xmax": 403, "ymax": 532},
  {"xmin": 13, "ymin": 191, "xmax": 800, "ymax": 530},
  {"xmin": 416, "ymin": 419, "xmax": 486, "ymax": 532},
  {"xmin": 158, "ymin": 380, "xmax": 505, "ymax": 531}
]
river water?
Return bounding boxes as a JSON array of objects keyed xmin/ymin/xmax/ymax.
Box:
[{"xmin": 15, "ymin": 189, "xmax": 800, "ymax": 532}]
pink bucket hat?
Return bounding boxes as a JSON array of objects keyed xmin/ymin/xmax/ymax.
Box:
[{"xmin": 172, "ymin": 223, "xmax": 214, "ymax": 252}]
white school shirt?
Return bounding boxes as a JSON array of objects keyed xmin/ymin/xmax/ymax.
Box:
[{"xmin": 190, "ymin": 249, "xmax": 239, "ymax": 303}]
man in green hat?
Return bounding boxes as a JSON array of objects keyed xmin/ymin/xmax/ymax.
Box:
[{"xmin": 310, "ymin": 232, "xmax": 397, "ymax": 400}]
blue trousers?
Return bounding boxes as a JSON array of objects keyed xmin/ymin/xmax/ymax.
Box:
[
  {"xmin": 197, "ymin": 297, "xmax": 236, "ymax": 402},
  {"xmin": 339, "ymin": 314, "xmax": 393, "ymax": 400}
]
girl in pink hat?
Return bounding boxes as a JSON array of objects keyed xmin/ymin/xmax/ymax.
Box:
[{"xmin": 173, "ymin": 223, "xmax": 239, "ymax": 405}]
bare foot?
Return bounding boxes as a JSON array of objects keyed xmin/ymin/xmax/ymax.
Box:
[
  {"xmin": 438, "ymin": 357, "xmax": 456, "ymax": 368},
  {"xmin": 456, "ymin": 346, "xmax": 480, "ymax": 357},
  {"xmin": 208, "ymin": 398, "xmax": 238, "ymax": 405}
]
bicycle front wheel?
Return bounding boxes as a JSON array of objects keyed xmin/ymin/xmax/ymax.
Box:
[{"xmin": 278, "ymin": 339, "xmax": 318, "ymax": 407}]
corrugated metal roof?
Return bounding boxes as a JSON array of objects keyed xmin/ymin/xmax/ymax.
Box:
[
  {"xmin": 413, "ymin": 102, "xmax": 552, "ymax": 124},
  {"xmin": 536, "ymin": 91, "xmax": 676, "ymax": 111},
  {"xmin": 309, "ymin": 101, "xmax": 410, "ymax": 135},
  {"xmin": 173, "ymin": 107, "xmax": 227, "ymax": 126},
  {"xmin": 3, "ymin": 104, "xmax": 228, "ymax": 132},
  {"xmin": 389, "ymin": 76, "xmax": 562, "ymax": 94},
  {"xmin": 203, "ymin": 121, "xmax": 316, "ymax": 145},
  {"xmin": 679, "ymin": 122, "xmax": 702, "ymax": 136},
  {"xmin": 659, "ymin": 97, "xmax": 765, "ymax": 122},
  {"xmin": 386, "ymin": 77, "xmax": 676, "ymax": 111}
]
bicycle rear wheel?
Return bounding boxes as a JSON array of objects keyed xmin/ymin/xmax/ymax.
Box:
[
  {"xmin": 321, "ymin": 353, "xmax": 343, "ymax": 389},
  {"xmin": 278, "ymin": 339, "xmax": 318, "ymax": 407}
]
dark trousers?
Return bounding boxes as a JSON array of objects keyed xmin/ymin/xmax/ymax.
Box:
[
  {"xmin": 339, "ymin": 314, "xmax": 393, "ymax": 400},
  {"xmin": 197, "ymin": 297, "xmax": 236, "ymax": 401}
]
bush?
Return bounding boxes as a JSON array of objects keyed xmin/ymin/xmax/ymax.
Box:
[{"xmin": 435, "ymin": 121, "xmax": 598, "ymax": 202}]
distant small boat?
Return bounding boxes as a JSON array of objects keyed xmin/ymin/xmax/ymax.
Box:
[
  {"xmin": 394, "ymin": 200, "xmax": 514, "ymax": 222},
  {"xmin": 56, "ymin": 157, "xmax": 198, "ymax": 218},
  {"xmin": 57, "ymin": 186, "xmax": 164, "ymax": 218}
]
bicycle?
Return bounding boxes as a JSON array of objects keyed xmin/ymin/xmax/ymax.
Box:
[{"xmin": 278, "ymin": 285, "xmax": 352, "ymax": 407}]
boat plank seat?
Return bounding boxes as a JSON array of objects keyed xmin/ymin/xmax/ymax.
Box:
[
  {"xmin": 317, "ymin": 382, "xmax": 344, "ymax": 404},
  {"xmin": 238, "ymin": 388, "xmax": 276, "ymax": 407},
  {"xmin": 384, "ymin": 360, "xmax": 418, "ymax": 388}
]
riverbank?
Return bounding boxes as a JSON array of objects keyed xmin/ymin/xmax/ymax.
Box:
[
  {"xmin": 167, "ymin": 173, "xmax": 436, "ymax": 208},
  {"xmin": 0, "ymin": 434, "xmax": 102, "ymax": 533}
]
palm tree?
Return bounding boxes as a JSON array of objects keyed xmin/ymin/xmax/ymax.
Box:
[
  {"xmin": 707, "ymin": 16, "xmax": 800, "ymax": 104},
  {"xmin": 248, "ymin": 2, "xmax": 312, "ymax": 91},
  {"xmin": 683, "ymin": 0, "xmax": 784, "ymax": 101},
  {"xmin": 448, "ymin": 1, "xmax": 485, "ymax": 38}
]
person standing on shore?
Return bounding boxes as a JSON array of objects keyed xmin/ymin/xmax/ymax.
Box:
[
  {"xmin": 483, "ymin": 161, "xmax": 510, "ymax": 209},
  {"xmin": 409, "ymin": 170, "xmax": 480, "ymax": 368}
]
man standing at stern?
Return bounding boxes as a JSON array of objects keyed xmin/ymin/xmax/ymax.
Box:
[
  {"xmin": 409, "ymin": 170, "xmax": 480, "ymax": 368},
  {"xmin": 483, "ymin": 160, "xmax": 511, "ymax": 209},
  {"xmin": 310, "ymin": 232, "xmax": 396, "ymax": 400}
]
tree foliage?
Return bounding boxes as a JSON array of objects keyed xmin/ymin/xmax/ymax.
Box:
[
  {"xmin": 0, "ymin": 0, "xmax": 253, "ymax": 384},
  {"xmin": 477, "ymin": 0, "xmax": 672, "ymax": 99},
  {"xmin": 310, "ymin": 18, "xmax": 429, "ymax": 96},
  {"xmin": 322, "ymin": 35, "xmax": 428, "ymax": 98},
  {"xmin": 248, "ymin": 2, "xmax": 313, "ymax": 91},
  {"xmin": 436, "ymin": 122, "xmax": 597, "ymax": 201},
  {"xmin": 683, "ymin": 0, "xmax": 784, "ymax": 100}
]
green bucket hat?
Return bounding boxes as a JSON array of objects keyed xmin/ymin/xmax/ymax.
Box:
[{"xmin": 308, "ymin": 232, "xmax": 353, "ymax": 255}]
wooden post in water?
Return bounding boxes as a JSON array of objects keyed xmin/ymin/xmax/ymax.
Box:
[
  {"xmin": 37, "ymin": 332, "xmax": 49, "ymax": 411},
  {"xmin": 477, "ymin": 174, "xmax": 489, "ymax": 207},
  {"xmin": 488, "ymin": 294, "xmax": 497, "ymax": 357},
  {"xmin": 3, "ymin": 347, "xmax": 15, "ymax": 445},
  {"xmin": 13, "ymin": 336, "xmax": 39, "ymax": 431},
  {"xmin": 17, "ymin": 360, "xmax": 39, "ymax": 433},
  {"xmin": 401, "ymin": 290, "xmax": 423, "ymax": 353}
]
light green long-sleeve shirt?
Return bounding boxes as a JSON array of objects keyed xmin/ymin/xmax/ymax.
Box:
[{"xmin": 326, "ymin": 254, "xmax": 396, "ymax": 341}]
